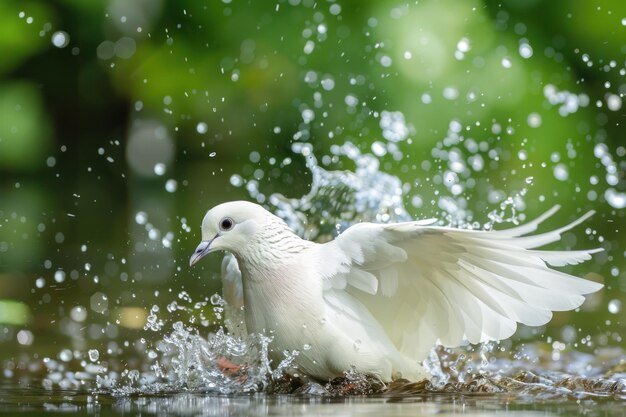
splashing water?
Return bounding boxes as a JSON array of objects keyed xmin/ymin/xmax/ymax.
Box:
[
  {"xmin": 2, "ymin": 2, "xmax": 625, "ymax": 416},
  {"xmin": 264, "ymin": 141, "xmax": 412, "ymax": 240},
  {"xmin": 12, "ymin": 129, "xmax": 619, "ymax": 400},
  {"xmin": 4, "ymin": 110, "xmax": 622, "ymax": 401},
  {"xmin": 12, "ymin": 292, "xmax": 297, "ymax": 396}
]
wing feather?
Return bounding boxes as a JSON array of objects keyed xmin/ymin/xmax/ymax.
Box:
[
  {"xmin": 319, "ymin": 206, "xmax": 603, "ymax": 362},
  {"xmin": 220, "ymin": 254, "xmax": 247, "ymax": 338},
  {"xmin": 491, "ymin": 204, "xmax": 561, "ymax": 237}
]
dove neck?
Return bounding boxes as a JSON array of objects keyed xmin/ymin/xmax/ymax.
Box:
[
  {"xmin": 233, "ymin": 218, "xmax": 312, "ymax": 270},
  {"xmin": 234, "ymin": 233, "xmax": 312, "ymax": 277},
  {"xmin": 232, "ymin": 220, "xmax": 316, "ymax": 289}
]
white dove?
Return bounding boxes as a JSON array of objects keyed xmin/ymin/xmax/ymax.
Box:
[{"xmin": 189, "ymin": 201, "xmax": 603, "ymax": 382}]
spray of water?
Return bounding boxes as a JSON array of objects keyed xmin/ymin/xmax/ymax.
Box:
[{"xmin": 7, "ymin": 125, "xmax": 622, "ymax": 399}]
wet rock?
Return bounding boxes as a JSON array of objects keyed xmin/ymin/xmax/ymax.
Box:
[
  {"xmin": 385, "ymin": 378, "xmax": 428, "ymax": 395},
  {"xmin": 514, "ymin": 370, "xmax": 554, "ymax": 385},
  {"xmin": 324, "ymin": 371, "xmax": 386, "ymax": 396},
  {"xmin": 293, "ymin": 381, "xmax": 328, "ymax": 395},
  {"xmin": 265, "ymin": 373, "xmax": 305, "ymax": 394},
  {"xmin": 456, "ymin": 375, "xmax": 507, "ymax": 393}
]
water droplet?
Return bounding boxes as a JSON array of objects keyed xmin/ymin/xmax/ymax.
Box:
[
  {"xmin": 230, "ymin": 174, "xmax": 243, "ymax": 187},
  {"xmin": 148, "ymin": 228, "xmax": 160, "ymax": 240},
  {"xmin": 210, "ymin": 293, "xmax": 223, "ymax": 306},
  {"xmin": 371, "ymin": 141, "xmax": 386, "ymax": 157},
  {"xmin": 380, "ymin": 55, "xmax": 392, "ymax": 67},
  {"xmin": 165, "ymin": 179, "xmax": 177, "ymax": 193},
  {"xmin": 59, "ymin": 349, "xmax": 72, "ymax": 362},
  {"xmin": 90, "ymin": 292, "xmax": 109, "ymax": 314},
  {"xmin": 16, "ymin": 330, "xmax": 33, "ymax": 346},
  {"xmin": 380, "ymin": 111, "xmax": 409, "ymax": 142},
  {"xmin": 527, "ymin": 112, "xmax": 542, "ymax": 127},
  {"xmin": 320, "ymin": 76, "xmax": 335, "ymax": 91},
  {"xmin": 196, "ymin": 122, "xmax": 208, "ymax": 134},
  {"xmin": 606, "ymin": 94, "xmax": 622, "ymax": 111},
  {"xmin": 303, "ymin": 40, "xmax": 315, "ymax": 55},
  {"xmin": 553, "ymin": 163, "xmax": 569, "ymax": 181},
  {"xmin": 608, "ymin": 299, "xmax": 622, "ymax": 314},
  {"xmin": 518, "ymin": 150, "xmax": 528, "ymax": 161},
  {"xmin": 443, "ymin": 86, "xmax": 459, "ymax": 100},
  {"xmin": 249, "ymin": 151, "xmax": 261, "ymax": 163},
  {"xmin": 605, "ymin": 188, "xmax": 626, "ymax": 209},
  {"xmin": 345, "ymin": 94, "xmax": 358, "ymax": 107},
  {"xmin": 457, "ymin": 37, "xmax": 470, "ymax": 53},
  {"xmin": 135, "ymin": 211, "xmax": 148, "ymax": 225},
  {"xmin": 51, "ymin": 31, "xmax": 70, "ymax": 48},
  {"xmin": 153, "ymin": 163, "xmax": 166, "ymax": 176},
  {"xmin": 88, "ymin": 349, "xmax": 99, "ymax": 362},
  {"xmin": 303, "ymin": 344, "xmax": 311, "ymax": 351},
  {"xmin": 518, "ymin": 43, "xmax": 533, "ymax": 59},
  {"xmin": 70, "ymin": 306, "xmax": 87, "ymax": 322},
  {"xmin": 302, "ymin": 108, "xmax": 315, "ymax": 124},
  {"xmin": 54, "ymin": 270, "xmax": 65, "ymax": 283}
]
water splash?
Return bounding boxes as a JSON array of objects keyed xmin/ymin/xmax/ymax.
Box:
[
  {"xmin": 264, "ymin": 141, "xmax": 411, "ymax": 240},
  {"xmin": 20, "ymin": 292, "xmax": 295, "ymax": 396},
  {"xmin": 6, "ymin": 130, "xmax": 618, "ymax": 400}
]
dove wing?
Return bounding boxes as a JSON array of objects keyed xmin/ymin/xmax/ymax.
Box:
[
  {"xmin": 317, "ymin": 206, "xmax": 603, "ymax": 361},
  {"xmin": 220, "ymin": 254, "xmax": 247, "ymax": 338}
]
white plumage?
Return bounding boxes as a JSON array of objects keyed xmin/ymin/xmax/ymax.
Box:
[{"xmin": 189, "ymin": 201, "xmax": 603, "ymax": 382}]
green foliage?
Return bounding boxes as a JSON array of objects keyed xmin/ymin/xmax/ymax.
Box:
[
  {"xmin": 0, "ymin": 1, "xmax": 52, "ymax": 75},
  {"xmin": 0, "ymin": 82, "xmax": 52, "ymax": 169}
]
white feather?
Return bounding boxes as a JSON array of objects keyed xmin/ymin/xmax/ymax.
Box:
[
  {"xmin": 321, "ymin": 205, "xmax": 603, "ymax": 362},
  {"xmin": 202, "ymin": 202, "xmax": 603, "ymax": 382},
  {"xmin": 220, "ymin": 254, "xmax": 247, "ymax": 338}
]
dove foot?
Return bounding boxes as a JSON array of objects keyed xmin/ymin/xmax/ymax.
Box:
[{"xmin": 215, "ymin": 356, "xmax": 248, "ymax": 381}]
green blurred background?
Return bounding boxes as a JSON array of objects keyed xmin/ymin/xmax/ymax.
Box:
[{"xmin": 0, "ymin": 0, "xmax": 624, "ymax": 363}]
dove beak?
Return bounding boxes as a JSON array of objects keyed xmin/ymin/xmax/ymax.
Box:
[{"xmin": 189, "ymin": 239, "xmax": 214, "ymax": 267}]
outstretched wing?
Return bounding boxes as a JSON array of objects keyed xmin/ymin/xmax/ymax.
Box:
[{"xmin": 316, "ymin": 206, "xmax": 603, "ymax": 361}]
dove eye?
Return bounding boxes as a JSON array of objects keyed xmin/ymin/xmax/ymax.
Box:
[{"xmin": 219, "ymin": 217, "xmax": 234, "ymax": 231}]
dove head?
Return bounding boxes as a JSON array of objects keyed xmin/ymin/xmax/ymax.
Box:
[{"xmin": 189, "ymin": 201, "xmax": 269, "ymax": 266}]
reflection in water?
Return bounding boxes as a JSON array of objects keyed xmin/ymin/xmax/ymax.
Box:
[
  {"xmin": 103, "ymin": 394, "xmax": 626, "ymax": 417},
  {"xmin": 0, "ymin": 386, "xmax": 626, "ymax": 416},
  {"xmin": 0, "ymin": 387, "xmax": 625, "ymax": 417}
]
